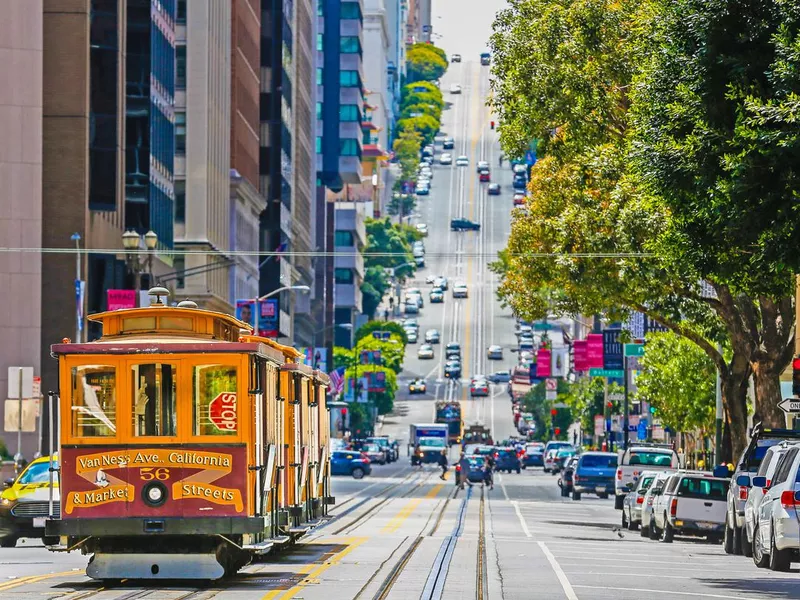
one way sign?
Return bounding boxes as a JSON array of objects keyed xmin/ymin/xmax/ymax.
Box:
[{"xmin": 778, "ymin": 398, "xmax": 800, "ymax": 413}]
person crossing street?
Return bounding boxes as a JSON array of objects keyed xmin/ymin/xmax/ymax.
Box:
[
  {"xmin": 457, "ymin": 453, "xmax": 472, "ymax": 489},
  {"xmin": 438, "ymin": 449, "xmax": 449, "ymax": 480}
]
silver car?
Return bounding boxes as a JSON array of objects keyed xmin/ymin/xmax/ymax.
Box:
[
  {"xmin": 639, "ymin": 471, "xmax": 673, "ymax": 539},
  {"xmin": 622, "ymin": 470, "xmax": 660, "ymax": 531}
]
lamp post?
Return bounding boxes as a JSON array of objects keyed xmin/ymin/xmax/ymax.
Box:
[
  {"xmin": 251, "ymin": 285, "xmax": 310, "ymax": 337},
  {"xmin": 389, "ymin": 261, "xmax": 415, "ymax": 315},
  {"xmin": 70, "ymin": 233, "xmax": 82, "ymax": 343},
  {"xmin": 122, "ymin": 229, "xmax": 158, "ymax": 296},
  {"xmin": 310, "ymin": 323, "xmax": 351, "ymax": 368}
]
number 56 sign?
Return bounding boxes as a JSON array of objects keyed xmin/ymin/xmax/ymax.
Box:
[{"xmin": 209, "ymin": 392, "xmax": 237, "ymax": 431}]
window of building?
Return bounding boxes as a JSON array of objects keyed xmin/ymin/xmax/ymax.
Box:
[
  {"xmin": 340, "ymin": 36, "xmax": 361, "ymax": 54},
  {"xmin": 340, "ymin": 138, "xmax": 360, "ymax": 156},
  {"xmin": 174, "ymin": 256, "xmax": 185, "ymax": 288},
  {"xmin": 316, "ymin": 102, "xmax": 322, "ymax": 120},
  {"xmin": 335, "ymin": 230, "xmax": 354, "ymax": 246},
  {"xmin": 193, "ymin": 364, "xmax": 238, "ymax": 436},
  {"xmin": 175, "ymin": 112, "xmax": 186, "ymax": 154},
  {"xmin": 131, "ymin": 363, "xmax": 177, "ymax": 437},
  {"xmin": 71, "ymin": 365, "xmax": 117, "ymax": 438},
  {"xmin": 340, "ymin": 104, "xmax": 360, "ymax": 122},
  {"xmin": 335, "ymin": 269, "xmax": 354, "ymax": 284},
  {"xmin": 317, "ymin": 33, "xmax": 324, "ymax": 52},
  {"xmin": 316, "ymin": 67, "xmax": 323, "ymax": 86},
  {"xmin": 174, "ymin": 180, "xmax": 185, "ymax": 223},
  {"xmin": 340, "ymin": 70, "xmax": 360, "ymax": 87},
  {"xmin": 176, "ymin": 45, "xmax": 186, "ymax": 89},
  {"xmin": 316, "ymin": 136, "xmax": 322, "ymax": 153},
  {"xmin": 341, "ymin": 2, "xmax": 362, "ymax": 19},
  {"xmin": 317, "ymin": 0, "xmax": 323, "ymax": 16},
  {"xmin": 177, "ymin": 0, "xmax": 187, "ymax": 22}
]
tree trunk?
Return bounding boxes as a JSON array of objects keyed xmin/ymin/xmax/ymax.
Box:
[
  {"xmin": 752, "ymin": 363, "xmax": 786, "ymax": 428},
  {"xmin": 722, "ymin": 358, "xmax": 750, "ymax": 462}
]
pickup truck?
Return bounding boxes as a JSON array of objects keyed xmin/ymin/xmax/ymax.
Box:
[
  {"xmin": 614, "ymin": 445, "xmax": 680, "ymax": 509},
  {"xmin": 571, "ymin": 452, "xmax": 618, "ymax": 500},
  {"xmin": 650, "ymin": 471, "xmax": 730, "ymax": 543}
]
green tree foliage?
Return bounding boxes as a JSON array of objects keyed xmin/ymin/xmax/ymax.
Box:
[
  {"xmin": 364, "ymin": 217, "xmax": 418, "ymax": 274},
  {"xmin": 522, "ymin": 379, "xmax": 573, "ymax": 442},
  {"xmin": 392, "ymin": 128, "xmax": 422, "ymax": 182},
  {"xmin": 636, "ymin": 332, "xmax": 716, "ymax": 437},
  {"xmin": 406, "ymin": 44, "xmax": 447, "ymax": 83},
  {"xmin": 387, "ymin": 193, "xmax": 416, "ymax": 217},
  {"xmin": 355, "ymin": 320, "xmax": 409, "ymax": 345},
  {"xmin": 401, "ymin": 91, "xmax": 444, "ymax": 113},
  {"xmin": 400, "ymin": 103, "xmax": 442, "ymax": 123},
  {"xmin": 395, "ymin": 114, "xmax": 440, "ymax": 146},
  {"xmin": 361, "ymin": 266, "xmax": 389, "ymax": 319},
  {"xmin": 565, "ymin": 377, "xmax": 618, "ymax": 437},
  {"xmin": 402, "ymin": 80, "xmax": 442, "ymax": 99},
  {"xmin": 411, "ymin": 42, "xmax": 447, "ymax": 64}
]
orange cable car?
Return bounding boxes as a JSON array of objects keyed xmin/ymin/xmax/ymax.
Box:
[{"xmin": 44, "ymin": 289, "xmax": 333, "ymax": 580}]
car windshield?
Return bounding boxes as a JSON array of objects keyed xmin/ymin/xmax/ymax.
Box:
[
  {"xmin": 746, "ymin": 440, "xmax": 784, "ymax": 469},
  {"xmin": 468, "ymin": 458, "xmax": 485, "ymax": 468},
  {"xmin": 628, "ymin": 451, "xmax": 674, "ymax": 466},
  {"xmin": 421, "ymin": 437, "xmax": 446, "ymax": 448},
  {"xmin": 638, "ymin": 476, "xmax": 655, "ymax": 491},
  {"xmin": 499, "ymin": 450, "xmax": 516, "ymax": 457},
  {"xmin": 677, "ymin": 477, "xmax": 729, "ymax": 499},
  {"xmin": 364, "ymin": 444, "xmax": 380, "ymax": 452},
  {"xmin": 17, "ymin": 461, "xmax": 56, "ymax": 485},
  {"xmin": 526, "ymin": 445, "xmax": 543, "ymax": 454},
  {"xmin": 581, "ymin": 455, "xmax": 618, "ymax": 468},
  {"xmin": 367, "ymin": 438, "xmax": 388, "ymax": 447}
]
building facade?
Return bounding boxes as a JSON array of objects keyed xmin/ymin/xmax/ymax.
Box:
[{"xmin": 333, "ymin": 203, "xmax": 366, "ymax": 348}]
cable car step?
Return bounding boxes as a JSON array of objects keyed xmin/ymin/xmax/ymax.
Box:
[
  {"xmin": 288, "ymin": 526, "xmax": 309, "ymax": 535},
  {"xmin": 242, "ymin": 540, "xmax": 274, "ymax": 555},
  {"xmin": 272, "ymin": 535, "xmax": 291, "ymax": 545}
]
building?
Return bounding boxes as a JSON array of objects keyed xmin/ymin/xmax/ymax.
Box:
[
  {"xmin": 172, "ymin": 0, "xmax": 233, "ymax": 313},
  {"xmin": 333, "ymin": 203, "xmax": 366, "ymax": 348},
  {"xmin": 418, "ymin": 0, "xmax": 432, "ymax": 42},
  {"xmin": 0, "ymin": 0, "xmax": 43, "ymax": 459},
  {"xmin": 385, "ymin": 0, "xmax": 406, "ymax": 139},
  {"xmin": 260, "ymin": 0, "xmax": 317, "ymax": 346},
  {"xmin": 406, "ymin": 0, "xmax": 420, "ymax": 44}
]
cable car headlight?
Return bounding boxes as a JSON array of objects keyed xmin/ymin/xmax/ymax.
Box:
[{"xmin": 142, "ymin": 482, "xmax": 167, "ymax": 507}]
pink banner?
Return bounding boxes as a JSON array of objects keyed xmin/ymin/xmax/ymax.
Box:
[
  {"xmin": 573, "ymin": 340, "xmax": 588, "ymax": 372},
  {"xmin": 107, "ymin": 289, "xmax": 136, "ymax": 311},
  {"xmin": 536, "ymin": 349, "xmax": 552, "ymax": 378},
  {"xmin": 586, "ymin": 333, "xmax": 604, "ymax": 369}
]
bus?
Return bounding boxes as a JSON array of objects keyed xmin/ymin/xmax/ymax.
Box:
[{"xmin": 435, "ymin": 401, "xmax": 463, "ymax": 445}]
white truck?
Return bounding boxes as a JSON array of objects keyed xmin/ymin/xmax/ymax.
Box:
[
  {"xmin": 614, "ymin": 444, "xmax": 681, "ymax": 509},
  {"xmin": 409, "ymin": 423, "xmax": 449, "ymax": 464},
  {"xmin": 649, "ymin": 471, "xmax": 730, "ymax": 543}
]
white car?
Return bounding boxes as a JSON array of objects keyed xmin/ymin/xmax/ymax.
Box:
[
  {"xmin": 452, "ymin": 283, "xmax": 468, "ymax": 298},
  {"xmin": 650, "ymin": 471, "xmax": 729, "ymax": 543},
  {"xmin": 404, "ymin": 301, "xmax": 419, "ymax": 315},
  {"xmin": 417, "ymin": 344, "xmax": 435, "ymax": 359},
  {"xmin": 456, "ymin": 155, "xmax": 469, "ymax": 167},
  {"xmin": 439, "ymin": 153, "xmax": 452, "ymax": 165},
  {"xmin": 404, "ymin": 328, "xmax": 418, "ymax": 343},
  {"xmin": 450, "ymin": 84, "xmax": 462, "ymax": 94},
  {"xmin": 640, "ymin": 471, "xmax": 673, "ymax": 538},
  {"xmin": 451, "ymin": 53, "xmax": 461, "ymax": 63},
  {"xmin": 416, "ymin": 223, "xmax": 429, "ymax": 236}
]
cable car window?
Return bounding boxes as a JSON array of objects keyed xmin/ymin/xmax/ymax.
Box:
[
  {"xmin": 193, "ymin": 364, "xmax": 238, "ymax": 436},
  {"xmin": 131, "ymin": 363, "xmax": 177, "ymax": 436},
  {"xmin": 71, "ymin": 365, "xmax": 117, "ymax": 437}
]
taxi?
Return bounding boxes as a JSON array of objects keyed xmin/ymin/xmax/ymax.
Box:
[{"xmin": 0, "ymin": 454, "xmax": 59, "ymax": 547}]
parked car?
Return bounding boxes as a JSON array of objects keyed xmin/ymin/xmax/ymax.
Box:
[
  {"xmin": 650, "ymin": 471, "xmax": 729, "ymax": 543},
  {"xmin": 0, "ymin": 454, "xmax": 59, "ymax": 547},
  {"xmin": 487, "ymin": 345, "xmax": 503, "ymax": 360},
  {"xmin": 513, "ymin": 174, "xmax": 527, "ymax": 190},
  {"xmin": 404, "ymin": 328, "xmax": 418, "ymax": 343},
  {"xmin": 361, "ymin": 443, "xmax": 387, "ymax": 465},
  {"xmin": 330, "ymin": 451, "xmax": 371, "ymax": 479},
  {"xmin": 513, "ymin": 193, "xmax": 526, "ymax": 206},
  {"xmin": 366, "ymin": 436, "xmax": 397, "ymax": 463},
  {"xmin": 614, "ymin": 444, "xmax": 680, "ymax": 509},
  {"xmin": 450, "ymin": 217, "xmax": 480, "ymax": 231},
  {"xmin": 640, "ymin": 471, "xmax": 674, "ymax": 538},
  {"xmin": 416, "ymin": 185, "xmax": 430, "ymax": 196},
  {"xmin": 621, "ymin": 470, "xmax": 660, "ymax": 531},
  {"xmin": 558, "ymin": 456, "xmax": 580, "ymax": 497},
  {"xmin": 443, "ymin": 137, "xmax": 455, "ymax": 149},
  {"xmin": 523, "ymin": 442, "xmax": 546, "ymax": 467},
  {"xmin": 572, "ymin": 452, "xmax": 618, "ymax": 500},
  {"xmin": 415, "ymin": 223, "xmax": 429, "ymax": 236},
  {"xmin": 408, "ymin": 379, "xmax": 427, "ymax": 394},
  {"xmin": 495, "ymin": 448, "xmax": 521, "ymax": 474},
  {"xmin": 404, "ymin": 301, "xmax": 419, "ymax": 315},
  {"xmin": 552, "ymin": 447, "xmax": 578, "ymax": 474},
  {"xmin": 487, "ymin": 370, "xmax": 511, "ymax": 384},
  {"xmin": 543, "ymin": 441, "xmax": 574, "ymax": 473}
]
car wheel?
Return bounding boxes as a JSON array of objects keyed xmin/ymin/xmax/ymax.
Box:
[
  {"xmin": 516, "ymin": 468, "xmax": 521, "ymax": 474},
  {"xmin": 614, "ymin": 495, "xmax": 625, "ymax": 510},
  {"xmin": 640, "ymin": 520, "xmax": 650, "ymax": 537},
  {"xmin": 732, "ymin": 523, "xmax": 743, "ymax": 555},
  {"xmin": 560, "ymin": 486, "xmax": 569, "ymax": 497},
  {"xmin": 352, "ymin": 467, "xmax": 365, "ymax": 480},
  {"xmin": 649, "ymin": 519, "xmax": 660, "ymax": 540},
  {"xmin": 723, "ymin": 513, "xmax": 735, "ymax": 554},
  {"xmin": 571, "ymin": 490, "xmax": 581, "ymax": 501},
  {"xmin": 43, "ymin": 535, "xmax": 59, "ymax": 546},
  {"xmin": 752, "ymin": 524, "xmax": 769, "ymax": 568},
  {"xmin": 598, "ymin": 493, "xmax": 609, "ymax": 499},
  {"xmin": 628, "ymin": 515, "xmax": 639, "ymax": 532},
  {"xmin": 660, "ymin": 518, "xmax": 674, "ymax": 543},
  {"xmin": 621, "ymin": 510, "xmax": 629, "ymax": 529},
  {"xmin": 0, "ymin": 536, "xmax": 17, "ymax": 548},
  {"xmin": 742, "ymin": 528, "xmax": 753, "ymax": 557},
  {"xmin": 543, "ymin": 468, "xmax": 550, "ymax": 474},
  {"xmin": 769, "ymin": 525, "xmax": 791, "ymax": 571},
  {"xmin": 521, "ymin": 465, "xmax": 526, "ymax": 470}
]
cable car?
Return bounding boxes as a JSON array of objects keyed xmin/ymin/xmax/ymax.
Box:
[{"xmin": 44, "ymin": 288, "xmax": 332, "ymax": 580}]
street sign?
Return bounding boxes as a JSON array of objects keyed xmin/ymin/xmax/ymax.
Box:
[
  {"xmin": 778, "ymin": 398, "xmax": 800, "ymax": 413},
  {"xmin": 624, "ymin": 343, "xmax": 645, "ymax": 358},
  {"xmin": 7, "ymin": 367, "xmax": 34, "ymax": 399},
  {"xmin": 545, "ymin": 390, "xmax": 557, "ymax": 401},
  {"xmin": 603, "ymin": 328, "xmax": 623, "ymax": 370},
  {"xmin": 594, "ymin": 415, "xmax": 604, "ymax": 436},
  {"xmin": 3, "ymin": 400, "xmax": 37, "ymax": 433},
  {"xmin": 607, "ymin": 392, "xmax": 624, "ymax": 401},
  {"xmin": 545, "ymin": 378, "xmax": 557, "ymax": 391},
  {"xmin": 209, "ymin": 392, "xmax": 237, "ymax": 431},
  {"xmin": 589, "ymin": 368, "xmax": 624, "ymax": 378}
]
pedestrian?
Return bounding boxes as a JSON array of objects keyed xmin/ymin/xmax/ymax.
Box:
[
  {"xmin": 498, "ymin": 154, "xmax": 504, "ymax": 167},
  {"xmin": 483, "ymin": 457, "xmax": 494, "ymax": 489},
  {"xmin": 438, "ymin": 449, "xmax": 449, "ymax": 480},
  {"xmin": 457, "ymin": 453, "xmax": 471, "ymax": 489},
  {"xmin": 413, "ymin": 444, "xmax": 423, "ymax": 469}
]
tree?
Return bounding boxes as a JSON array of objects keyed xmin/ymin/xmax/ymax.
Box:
[
  {"xmin": 361, "ymin": 266, "xmax": 388, "ymax": 319},
  {"xmin": 402, "ymin": 80, "xmax": 442, "ymax": 100},
  {"xmin": 392, "ymin": 129, "xmax": 422, "ymax": 183},
  {"xmin": 522, "ymin": 379, "xmax": 573, "ymax": 442},
  {"xmin": 400, "ymin": 103, "xmax": 442, "ymax": 123},
  {"xmin": 401, "ymin": 91, "xmax": 444, "ymax": 113},
  {"xmin": 409, "ymin": 42, "xmax": 447, "ymax": 65},
  {"xmin": 356, "ymin": 320, "xmax": 409, "ymax": 345},
  {"xmin": 396, "ymin": 115, "xmax": 440, "ymax": 146},
  {"xmin": 636, "ymin": 332, "xmax": 716, "ymax": 440},
  {"xmin": 407, "ymin": 44, "xmax": 447, "ymax": 82},
  {"xmin": 387, "ymin": 193, "xmax": 416, "ymax": 218},
  {"xmin": 364, "ymin": 217, "xmax": 417, "ymax": 276}
]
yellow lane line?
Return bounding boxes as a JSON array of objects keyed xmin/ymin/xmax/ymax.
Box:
[
  {"xmin": 381, "ymin": 483, "xmax": 445, "ymax": 534},
  {"xmin": 262, "ymin": 536, "xmax": 368, "ymax": 600},
  {"xmin": 0, "ymin": 569, "xmax": 80, "ymax": 592}
]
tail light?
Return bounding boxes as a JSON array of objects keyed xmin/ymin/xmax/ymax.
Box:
[
  {"xmin": 494, "ymin": 452, "xmax": 499, "ymax": 458},
  {"xmin": 670, "ymin": 498, "xmax": 678, "ymax": 517},
  {"xmin": 573, "ymin": 475, "xmax": 581, "ymax": 483},
  {"xmin": 456, "ymin": 465, "xmax": 462, "ymax": 472},
  {"xmin": 780, "ymin": 490, "xmax": 800, "ymax": 508},
  {"xmin": 763, "ymin": 479, "xmax": 772, "ymax": 495},
  {"xmin": 616, "ymin": 468, "xmax": 623, "ymax": 481},
  {"xmin": 636, "ymin": 496, "xmax": 644, "ymax": 504},
  {"xmin": 361, "ymin": 453, "xmax": 370, "ymax": 463},
  {"xmin": 739, "ymin": 486, "xmax": 749, "ymax": 501}
]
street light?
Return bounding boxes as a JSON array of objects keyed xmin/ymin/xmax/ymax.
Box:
[
  {"xmin": 252, "ymin": 285, "xmax": 310, "ymax": 337},
  {"xmin": 122, "ymin": 229, "xmax": 158, "ymax": 295},
  {"xmin": 70, "ymin": 233, "xmax": 82, "ymax": 343}
]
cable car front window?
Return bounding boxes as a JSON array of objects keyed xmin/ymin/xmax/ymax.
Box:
[
  {"xmin": 131, "ymin": 363, "xmax": 177, "ymax": 437},
  {"xmin": 193, "ymin": 364, "xmax": 238, "ymax": 436},
  {"xmin": 71, "ymin": 365, "xmax": 117, "ymax": 437}
]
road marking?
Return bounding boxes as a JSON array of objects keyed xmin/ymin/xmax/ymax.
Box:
[
  {"xmin": 0, "ymin": 570, "xmax": 79, "ymax": 592},
  {"xmin": 571, "ymin": 585, "xmax": 762, "ymax": 599},
  {"xmin": 262, "ymin": 537, "xmax": 367, "ymax": 600},
  {"xmin": 498, "ymin": 473, "xmax": 510, "ymax": 501},
  {"xmin": 381, "ymin": 483, "xmax": 444, "ymax": 533},
  {"xmin": 538, "ymin": 541, "xmax": 579, "ymax": 600},
  {"xmin": 510, "ymin": 501, "xmax": 532, "ymax": 538}
]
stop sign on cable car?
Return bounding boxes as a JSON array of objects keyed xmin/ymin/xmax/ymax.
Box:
[{"xmin": 209, "ymin": 392, "xmax": 237, "ymax": 431}]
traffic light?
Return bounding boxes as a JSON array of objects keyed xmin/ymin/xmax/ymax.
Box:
[
  {"xmin": 554, "ymin": 427, "xmax": 561, "ymax": 436},
  {"xmin": 793, "ymin": 357, "xmax": 800, "ymax": 397},
  {"xmin": 550, "ymin": 408, "xmax": 557, "ymax": 417},
  {"xmin": 490, "ymin": 121, "xmax": 495, "ymax": 130}
]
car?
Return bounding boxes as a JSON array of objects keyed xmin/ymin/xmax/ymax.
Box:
[
  {"xmin": 495, "ymin": 448, "xmax": 522, "ymax": 474},
  {"xmin": 614, "ymin": 444, "xmax": 680, "ymax": 509},
  {"xmin": 443, "ymin": 137, "xmax": 455, "ymax": 149},
  {"xmin": 751, "ymin": 445, "xmax": 800, "ymax": 570},
  {"xmin": 479, "ymin": 169, "xmax": 491, "ymax": 183},
  {"xmin": 451, "ymin": 53, "xmax": 461, "ymax": 63},
  {"xmin": 480, "ymin": 51, "xmax": 491, "ymax": 65},
  {"xmin": 422, "ymin": 145, "xmax": 434, "ymax": 158},
  {"xmin": 470, "ymin": 379, "xmax": 489, "ymax": 397},
  {"xmin": 445, "ymin": 342, "xmax": 462, "ymax": 359},
  {"xmin": 417, "ymin": 344, "xmax": 435, "ymax": 359},
  {"xmin": 453, "ymin": 283, "xmax": 469, "ymax": 298},
  {"xmin": 404, "ymin": 301, "xmax": 420, "ymax": 314},
  {"xmin": 402, "ymin": 318, "xmax": 419, "ymax": 330},
  {"xmin": 425, "ymin": 329, "xmax": 441, "ymax": 344},
  {"xmin": 449, "ymin": 84, "xmax": 462, "ymax": 94},
  {"xmin": 439, "ymin": 153, "xmax": 452, "ymax": 165},
  {"xmin": 725, "ymin": 426, "xmax": 800, "ymax": 557},
  {"xmin": 464, "ymin": 443, "xmax": 491, "ymax": 456},
  {"xmin": 416, "ymin": 186, "xmax": 430, "ymax": 196},
  {"xmin": 416, "ymin": 223, "xmax": 429, "ymax": 236},
  {"xmin": 405, "ymin": 292, "xmax": 423, "ymax": 307},
  {"xmin": 404, "ymin": 328, "xmax": 418, "ymax": 343},
  {"xmin": 558, "ymin": 456, "xmax": 580, "ymax": 496},
  {"xmin": 513, "ymin": 163, "xmax": 528, "ymax": 176},
  {"xmin": 408, "ymin": 379, "xmax": 427, "ymax": 394},
  {"xmin": 571, "ymin": 452, "xmax": 618, "ymax": 500},
  {"xmin": 450, "ymin": 218, "xmax": 480, "ymax": 231},
  {"xmin": 361, "ymin": 443, "xmax": 387, "ymax": 465},
  {"xmin": 523, "ymin": 442, "xmax": 546, "ymax": 467},
  {"xmin": 552, "ymin": 447, "xmax": 578, "ymax": 473},
  {"xmin": 434, "ymin": 276, "xmax": 449, "ymax": 290},
  {"xmin": 513, "ymin": 193, "xmax": 526, "ymax": 206},
  {"xmin": 414, "ymin": 256, "xmax": 425, "ymax": 268},
  {"xmin": 543, "ymin": 449, "xmax": 560, "ymax": 473},
  {"xmin": 487, "ymin": 370, "xmax": 511, "ymax": 384},
  {"xmin": 444, "ymin": 360, "xmax": 462, "ymax": 379},
  {"xmin": 430, "ymin": 288, "xmax": 444, "ymax": 303},
  {"xmin": 487, "ymin": 183, "xmax": 501, "ymax": 195},
  {"xmin": 366, "ymin": 437, "xmax": 397, "ymax": 463},
  {"xmin": 456, "ymin": 155, "xmax": 469, "ymax": 166},
  {"xmin": 640, "ymin": 471, "xmax": 673, "ymax": 538},
  {"xmin": 330, "ymin": 451, "xmax": 372, "ymax": 479},
  {"xmin": 0, "ymin": 454, "xmax": 60, "ymax": 547},
  {"xmin": 487, "ymin": 345, "xmax": 503, "ymax": 360},
  {"xmin": 543, "ymin": 441, "xmax": 574, "ymax": 472},
  {"xmin": 476, "ymin": 160, "xmax": 489, "ymax": 173},
  {"xmin": 519, "ymin": 338, "xmax": 534, "ymax": 352},
  {"xmin": 651, "ymin": 472, "xmax": 729, "ymax": 543},
  {"xmin": 621, "ymin": 470, "xmax": 660, "ymax": 530},
  {"xmin": 513, "ymin": 178, "xmax": 527, "ymax": 191},
  {"xmin": 742, "ymin": 442, "xmax": 797, "ymax": 558}
]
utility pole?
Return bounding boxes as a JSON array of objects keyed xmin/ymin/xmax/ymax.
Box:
[
  {"xmin": 623, "ymin": 355, "xmax": 629, "ymax": 449},
  {"xmin": 71, "ymin": 233, "xmax": 81, "ymax": 343},
  {"xmin": 714, "ymin": 346, "xmax": 723, "ymax": 464}
]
